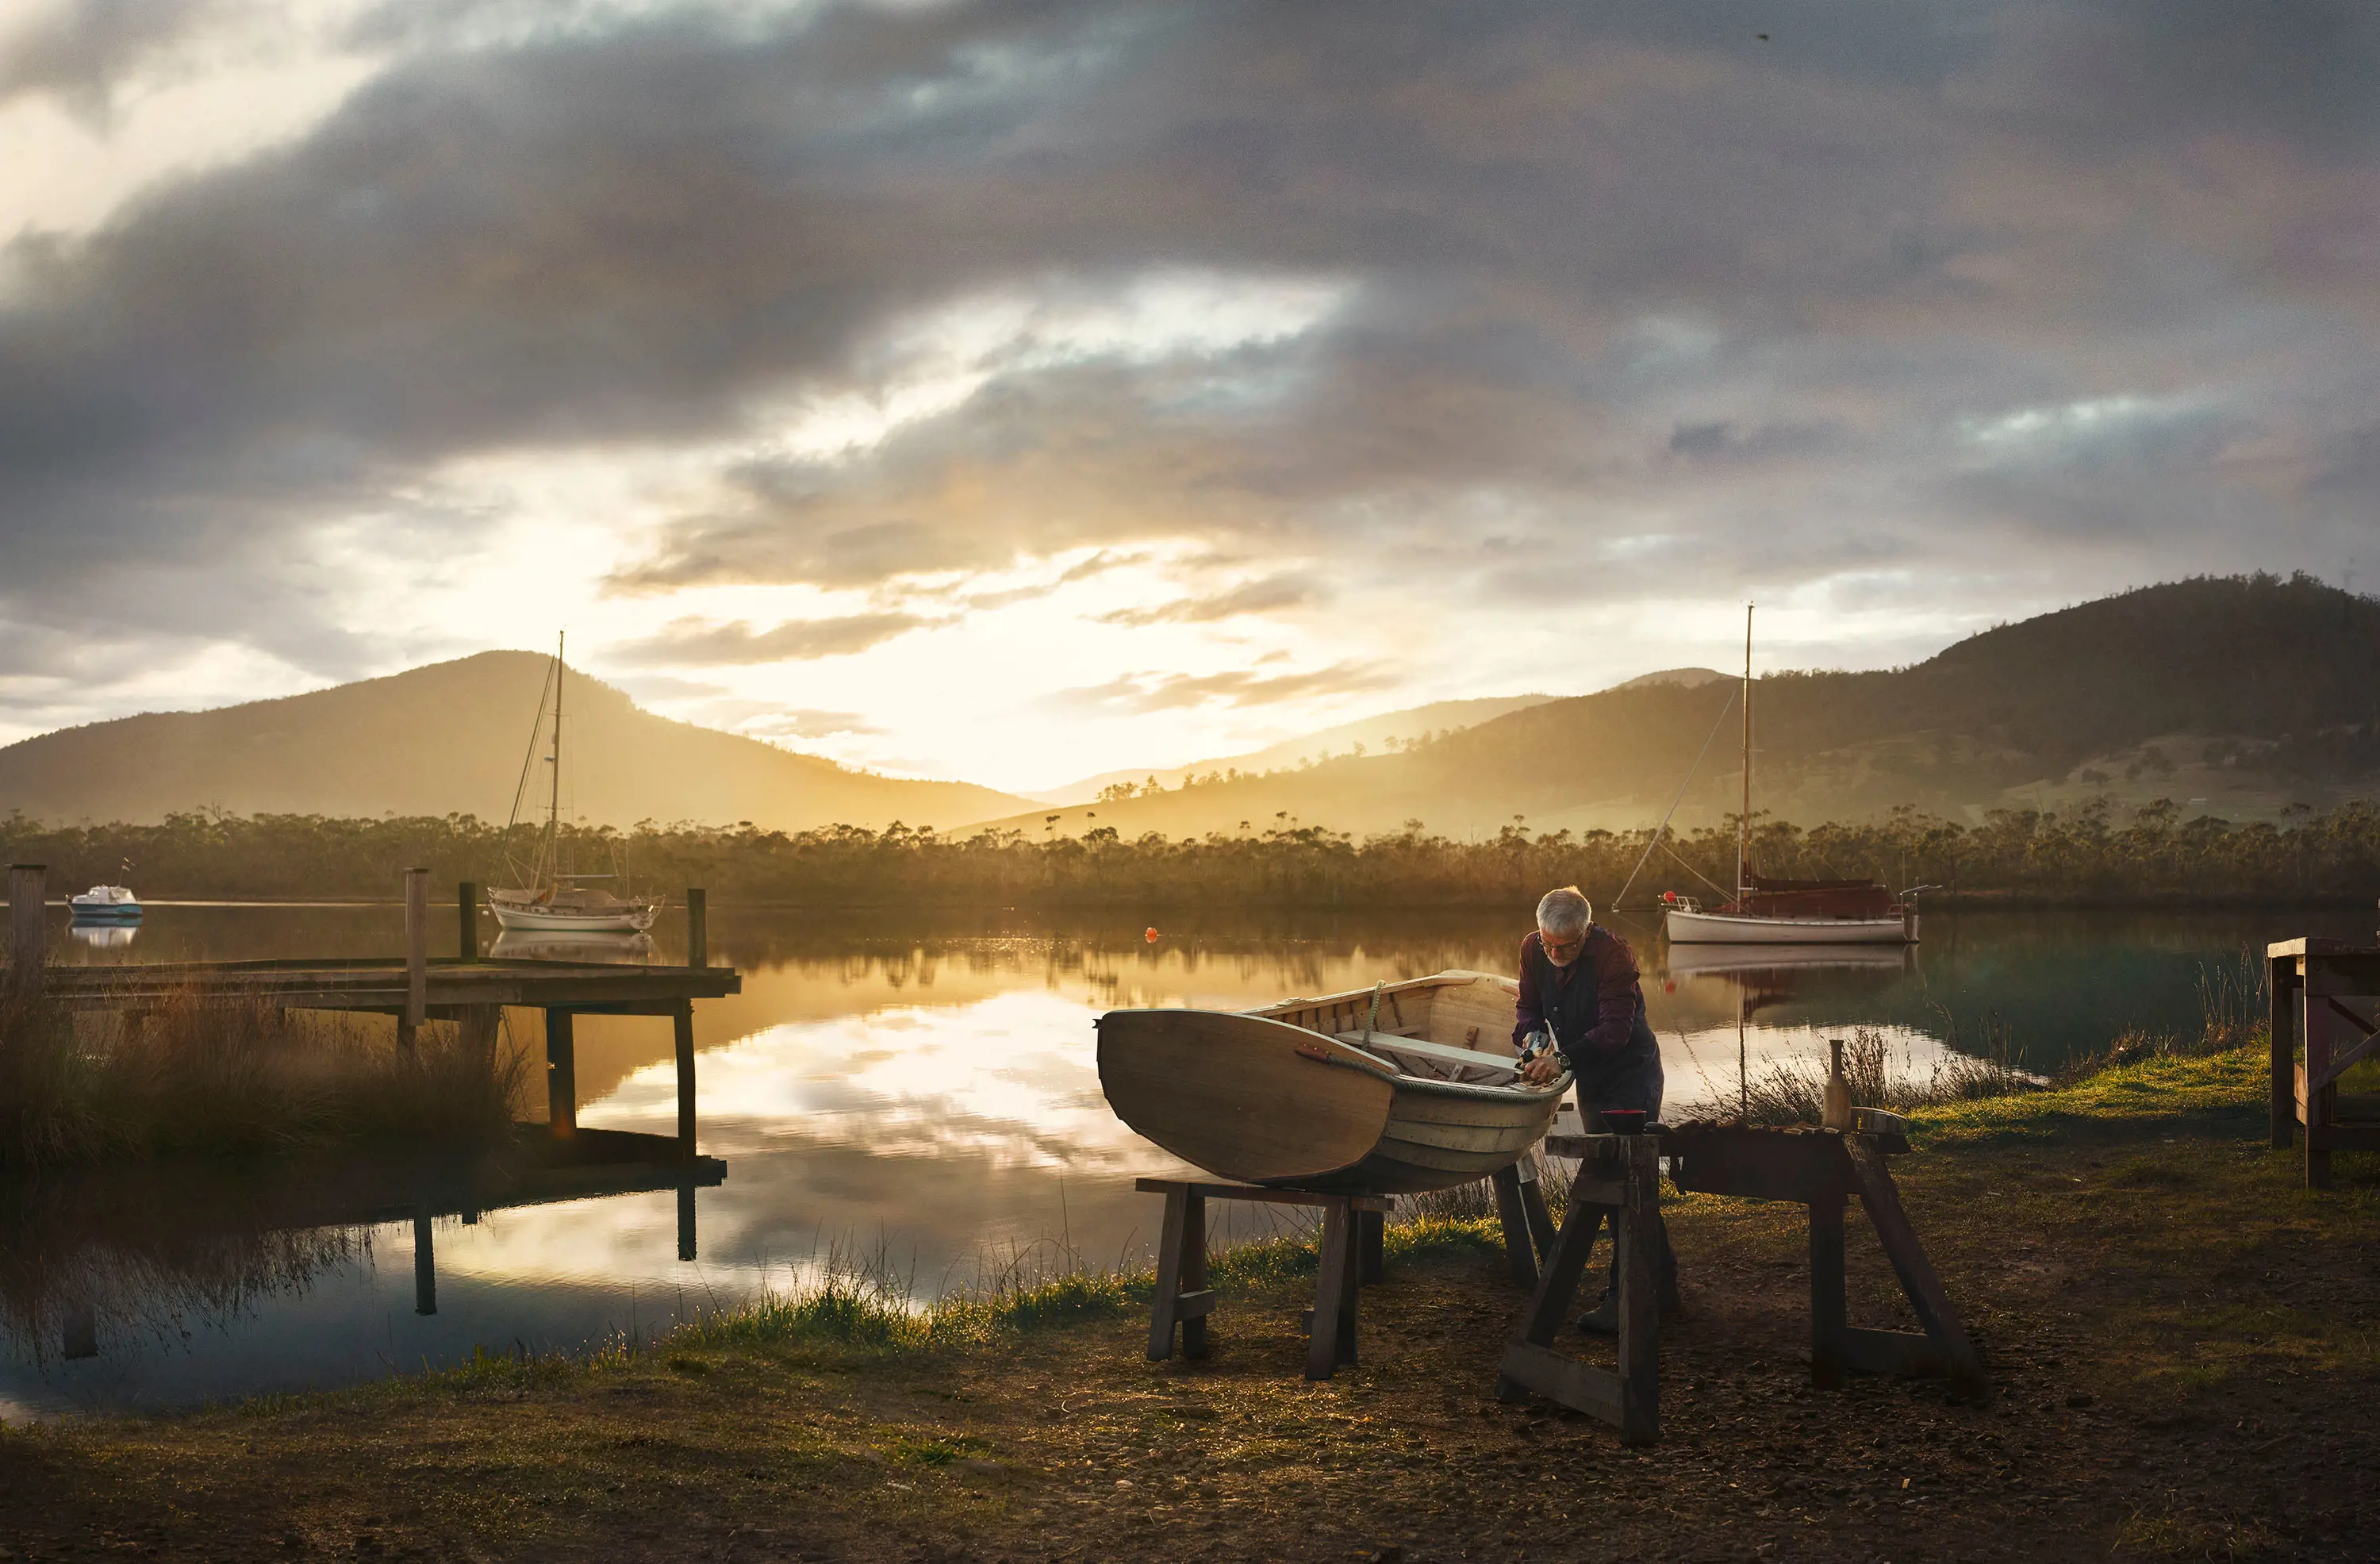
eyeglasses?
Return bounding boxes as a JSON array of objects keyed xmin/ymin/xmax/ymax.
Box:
[{"xmin": 1541, "ymin": 932, "xmax": 1586, "ymax": 959}]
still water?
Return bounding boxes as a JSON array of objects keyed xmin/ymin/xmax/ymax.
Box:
[{"xmin": 5, "ymin": 900, "xmax": 2367, "ymax": 1416}]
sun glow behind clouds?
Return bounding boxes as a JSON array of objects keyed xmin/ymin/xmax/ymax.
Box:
[{"xmin": 297, "ymin": 269, "xmax": 1378, "ymax": 791}]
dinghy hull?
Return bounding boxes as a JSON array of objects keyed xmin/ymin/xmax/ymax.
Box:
[{"xmin": 1097, "ymin": 971, "xmax": 1564, "ymax": 1195}]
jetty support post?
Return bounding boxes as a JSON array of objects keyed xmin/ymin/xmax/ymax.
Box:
[
  {"xmin": 401, "ymin": 868, "xmax": 428, "ymax": 1047},
  {"xmin": 413, "ymin": 1206, "xmax": 437, "ymax": 1316},
  {"xmin": 7, "ymin": 862, "xmax": 44, "ymax": 998},
  {"xmin": 458, "ymin": 881, "xmax": 481, "ymax": 961},
  {"xmin": 678, "ymin": 1178, "xmax": 698, "ymax": 1262},
  {"xmin": 686, "ymin": 888, "xmax": 707, "ymax": 969},
  {"xmin": 673, "ymin": 998, "xmax": 697, "ymax": 1160},
  {"xmin": 546, "ymin": 1009, "xmax": 577, "ymax": 1139}
]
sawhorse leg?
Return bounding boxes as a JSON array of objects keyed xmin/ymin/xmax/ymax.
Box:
[
  {"xmin": 1148, "ymin": 1185, "xmax": 1213, "ymax": 1361},
  {"xmin": 1307, "ymin": 1199, "xmax": 1361, "ymax": 1379}
]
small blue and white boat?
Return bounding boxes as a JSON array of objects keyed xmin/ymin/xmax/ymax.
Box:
[{"xmin": 68, "ymin": 883, "xmax": 143, "ymax": 922}]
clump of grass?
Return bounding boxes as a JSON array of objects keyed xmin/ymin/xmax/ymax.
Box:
[
  {"xmin": 1705, "ymin": 1025, "xmax": 2041, "ymax": 1127},
  {"xmin": 2059, "ymin": 947, "xmax": 2271, "ymax": 1081},
  {"xmin": 0, "ymin": 985, "xmax": 526, "ymax": 1168}
]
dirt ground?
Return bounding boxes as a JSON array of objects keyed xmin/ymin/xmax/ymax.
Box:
[{"xmin": 3, "ymin": 1063, "xmax": 2377, "ymax": 1562}]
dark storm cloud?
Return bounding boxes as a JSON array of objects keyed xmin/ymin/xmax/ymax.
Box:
[
  {"xmin": 3, "ymin": 0, "xmax": 2379, "ymax": 681},
  {"xmin": 0, "ymin": 0, "xmax": 225, "ymax": 116},
  {"xmin": 619, "ymin": 612, "xmax": 930, "ymax": 666}
]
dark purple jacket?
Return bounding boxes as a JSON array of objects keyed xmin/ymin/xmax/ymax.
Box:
[{"xmin": 1513, "ymin": 926, "xmax": 1646, "ymax": 1061}]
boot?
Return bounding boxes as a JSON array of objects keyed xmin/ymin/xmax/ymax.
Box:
[{"xmin": 1576, "ymin": 1289, "xmax": 1619, "ymax": 1334}]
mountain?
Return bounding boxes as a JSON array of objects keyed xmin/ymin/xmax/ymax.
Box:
[
  {"xmin": 1027, "ymin": 694, "xmax": 1557, "ymax": 805},
  {"xmin": 975, "ymin": 575, "xmax": 2380, "ymax": 840},
  {"xmin": 1607, "ymin": 667, "xmax": 1730, "ymax": 693},
  {"xmin": 0, "ymin": 652, "xmax": 1032, "ymax": 831}
]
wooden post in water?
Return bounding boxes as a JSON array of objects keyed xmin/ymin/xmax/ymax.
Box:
[
  {"xmin": 678, "ymin": 1178, "xmax": 697, "ymax": 1262},
  {"xmin": 685, "ymin": 888, "xmax": 707, "ymax": 969},
  {"xmin": 545, "ymin": 1009, "xmax": 577, "ymax": 1139},
  {"xmin": 457, "ymin": 881, "xmax": 481, "ymax": 961},
  {"xmin": 401, "ymin": 868, "xmax": 428, "ymax": 1047},
  {"xmin": 413, "ymin": 1206, "xmax": 438, "ymax": 1316},
  {"xmin": 7, "ymin": 863, "xmax": 44, "ymax": 997},
  {"xmin": 673, "ymin": 998, "xmax": 697, "ymax": 1160}
]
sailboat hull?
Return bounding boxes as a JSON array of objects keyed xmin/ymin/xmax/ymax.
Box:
[
  {"xmin": 486, "ymin": 897, "xmax": 660, "ymax": 933},
  {"xmin": 1665, "ymin": 907, "xmax": 1916, "ymax": 944}
]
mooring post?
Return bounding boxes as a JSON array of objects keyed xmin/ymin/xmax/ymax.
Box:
[
  {"xmin": 401, "ymin": 867, "xmax": 428, "ymax": 1047},
  {"xmin": 457, "ymin": 880, "xmax": 481, "ymax": 961},
  {"xmin": 678, "ymin": 1178, "xmax": 697, "ymax": 1262},
  {"xmin": 545, "ymin": 1009, "xmax": 577, "ymax": 1139},
  {"xmin": 685, "ymin": 888, "xmax": 707, "ymax": 969},
  {"xmin": 413, "ymin": 1206, "xmax": 438, "ymax": 1316},
  {"xmin": 7, "ymin": 863, "xmax": 45, "ymax": 998},
  {"xmin": 673, "ymin": 999, "xmax": 697, "ymax": 1160}
]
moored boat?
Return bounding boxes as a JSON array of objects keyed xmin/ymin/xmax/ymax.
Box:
[
  {"xmin": 67, "ymin": 883, "xmax": 142, "ymax": 921},
  {"xmin": 486, "ymin": 634, "xmax": 664, "ymax": 936},
  {"xmin": 1661, "ymin": 605, "xmax": 1919, "ymax": 946},
  {"xmin": 1097, "ymin": 970, "xmax": 1567, "ymax": 1194}
]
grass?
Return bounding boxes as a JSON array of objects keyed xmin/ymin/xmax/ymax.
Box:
[
  {"xmin": 6, "ymin": 1024, "xmax": 2376, "ymax": 1562},
  {"xmin": 0, "ymin": 983, "xmax": 527, "ymax": 1168}
]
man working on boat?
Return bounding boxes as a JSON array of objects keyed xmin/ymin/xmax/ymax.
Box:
[{"xmin": 1515, "ymin": 886, "xmax": 1665, "ymax": 1330}]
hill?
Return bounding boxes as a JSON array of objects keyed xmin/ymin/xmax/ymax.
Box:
[
  {"xmin": 978, "ymin": 575, "xmax": 2380, "ymax": 840},
  {"xmin": 1027, "ymin": 694, "xmax": 1557, "ymax": 805},
  {"xmin": 0, "ymin": 652, "xmax": 1031, "ymax": 832}
]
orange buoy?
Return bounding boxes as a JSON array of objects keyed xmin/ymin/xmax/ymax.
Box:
[{"xmin": 1144, "ymin": 927, "xmax": 1160, "ymax": 943}]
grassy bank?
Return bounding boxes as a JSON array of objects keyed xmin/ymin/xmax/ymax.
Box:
[
  {"xmin": 4, "ymin": 1036, "xmax": 2376, "ymax": 1561},
  {"xmin": 0, "ymin": 990, "xmax": 525, "ymax": 1169}
]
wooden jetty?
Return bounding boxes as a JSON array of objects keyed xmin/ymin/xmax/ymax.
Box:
[
  {"xmin": 2267, "ymin": 937, "xmax": 2380, "ymax": 1188},
  {"xmin": 6, "ymin": 864, "xmax": 739, "ymax": 1159}
]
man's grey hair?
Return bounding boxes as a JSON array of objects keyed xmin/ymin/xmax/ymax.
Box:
[{"xmin": 1536, "ymin": 886, "xmax": 1591, "ymax": 938}]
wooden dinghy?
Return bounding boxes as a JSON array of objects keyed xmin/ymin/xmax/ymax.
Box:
[{"xmin": 1097, "ymin": 970, "xmax": 1568, "ymax": 1194}]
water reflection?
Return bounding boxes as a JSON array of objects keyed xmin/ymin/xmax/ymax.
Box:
[
  {"xmin": 489, "ymin": 929, "xmax": 654, "ymax": 962},
  {"xmin": 8, "ymin": 901, "xmax": 2370, "ymax": 1413},
  {"xmin": 68, "ymin": 920, "xmax": 136, "ymax": 949}
]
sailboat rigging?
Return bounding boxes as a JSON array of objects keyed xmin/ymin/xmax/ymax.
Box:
[
  {"xmin": 486, "ymin": 634, "xmax": 664, "ymax": 935},
  {"xmin": 1661, "ymin": 604, "xmax": 1919, "ymax": 946}
]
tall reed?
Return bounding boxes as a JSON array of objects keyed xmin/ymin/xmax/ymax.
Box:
[{"xmin": 0, "ymin": 984, "xmax": 525, "ymax": 1169}]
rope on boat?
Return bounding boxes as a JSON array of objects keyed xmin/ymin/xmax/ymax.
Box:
[{"xmin": 1610, "ymin": 682, "xmax": 1740, "ymax": 910}]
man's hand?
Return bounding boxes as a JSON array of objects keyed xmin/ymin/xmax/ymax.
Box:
[{"xmin": 1521, "ymin": 1051, "xmax": 1564, "ymax": 1086}]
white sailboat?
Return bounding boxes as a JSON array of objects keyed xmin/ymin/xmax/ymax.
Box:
[
  {"xmin": 1662, "ymin": 605, "xmax": 1919, "ymax": 946},
  {"xmin": 486, "ymin": 635, "xmax": 664, "ymax": 936}
]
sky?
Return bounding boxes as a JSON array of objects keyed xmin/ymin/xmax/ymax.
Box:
[{"xmin": 0, "ymin": 0, "xmax": 2374, "ymax": 794}]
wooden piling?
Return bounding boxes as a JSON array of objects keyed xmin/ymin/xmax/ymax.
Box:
[
  {"xmin": 7, "ymin": 863, "xmax": 44, "ymax": 997},
  {"xmin": 678, "ymin": 1179, "xmax": 697, "ymax": 1262},
  {"xmin": 686, "ymin": 888, "xmax": 708, "ymax": 969},
  {"xmin": 546, "ymin": 1010, "xmax": 577, "ymax": 1139},
  {"xmin": 673, "ymin": 998, "xmax": 697, "ymax": 1160},
  {"xmin": 413, "ymin": 1207, "xmax": 437, "ymax": 1316},
  {"xmin": 457, "ymin": 881, "xmax": 481, "ymax": 961},
  {"xmin": 401, "ymin": 869, "xmax": 428, "ymax": 1047}
]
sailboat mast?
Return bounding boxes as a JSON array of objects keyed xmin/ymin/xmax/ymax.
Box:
[
  {"xmin": 547, "ymin": 632, "xmax": 564, "ymax": 875},
  {"xmin": 1738, "ymin": 602, "xmax": 1752, "ymax": 904}
]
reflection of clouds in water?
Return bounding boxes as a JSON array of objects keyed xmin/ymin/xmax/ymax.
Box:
[{"xmin": 589, "ymin": 990, "xmax": 1142, "ymax": 1172}]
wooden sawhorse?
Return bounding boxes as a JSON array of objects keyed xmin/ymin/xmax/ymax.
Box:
[
  {"xmin": 1665, "ymin": 1120, "xmax": 1988, "ymax": 1401},
  {"xmin": 1495, "ymin": 1133, "xmax": 1665, "ymax": 1444},
  {"xmin": 1139, "ymin": 1178, "xmax": 1394, "ymax": 1380},
  {"xmin": 2267, "ymin": 939, "xmax": 2380, "ymax": 1189}
]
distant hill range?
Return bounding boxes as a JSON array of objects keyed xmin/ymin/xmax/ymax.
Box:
[
  {"xmin": 1027, "ymin": 694, "xmax": 1560, "ymax": 805},
  {"xmin": 981, "ymin": 575, "xmax": 2380, "ymax": 840},
  {"xmin": 0, "ymin": 651, "xmax": 1031, "ymax": 832}
]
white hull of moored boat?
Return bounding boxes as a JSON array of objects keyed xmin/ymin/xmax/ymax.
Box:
[
  {"xmin": 1664, "ymin": 907, "xmax": 1914, "ymax": 944},
  {"xmin": 487, "ymin": 899, "xmax": 659, "ymax": 933}
]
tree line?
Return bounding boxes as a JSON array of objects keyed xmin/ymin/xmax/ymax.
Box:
[{"xmin": 5, "ymin": 797, "xmax": 2378, "ymax": 908}]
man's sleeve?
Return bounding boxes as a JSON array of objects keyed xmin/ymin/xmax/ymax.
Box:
[
  {"xmin": 1511, "ymin": 932, "xmax": 1544, "ymax": 1047},
  {"xmin": 1574, "ymin": 931, "xmax": 1642, "ymax": 1055}
]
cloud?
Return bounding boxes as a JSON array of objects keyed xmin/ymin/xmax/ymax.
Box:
[
  {"xmin": 744, "ymin": 708, "xmax": 885, "ymax": 740},
  {"xmin": 1097, "ymin": 572, "xmax": 1326, "ymax": 626},
  {"xmin": 1048, "ymin": 661, "xmax": 1399, "ymax": 715},
  {"xmin": 2, "ymin": 0, "xmax": 2378, "ymax": 721},
  {"xmin": 620, "ymin": 613, "xmax": 929, "ymax": 667}
]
